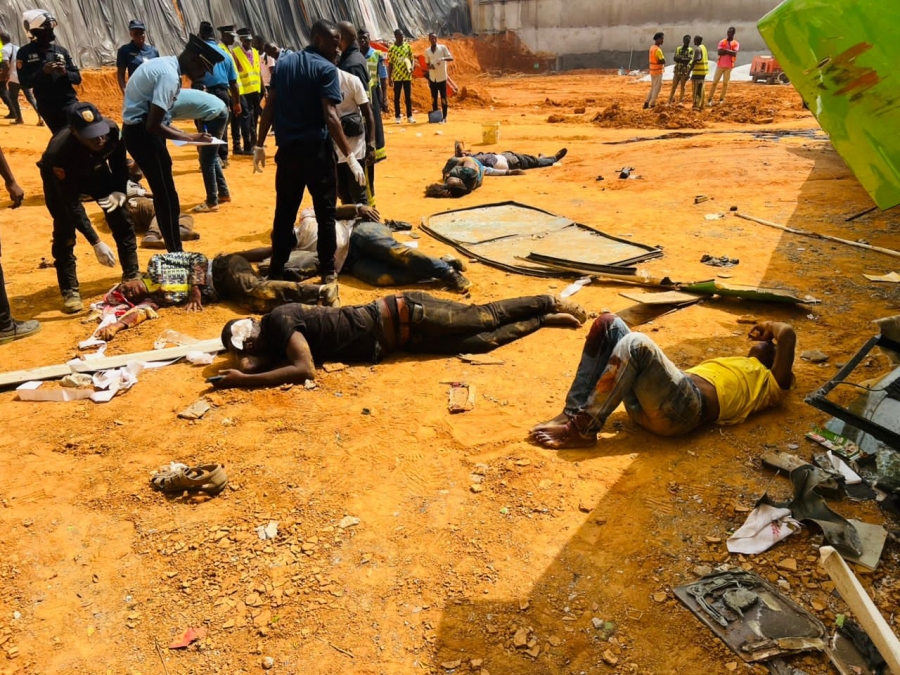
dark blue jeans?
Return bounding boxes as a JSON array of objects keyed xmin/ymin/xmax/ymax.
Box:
[
  {"xmin": 346, "ymin": 222, "xmax": 453, "ymax": 285},
  {"xmin": 198, "ymin": 112, "xmax": 230, "ymax": 206}
]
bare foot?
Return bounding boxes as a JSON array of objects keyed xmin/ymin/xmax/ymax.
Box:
[
  {"xmin": 531, "ymin": 422, "xmax": 597, "ymax": 449},
  {"xmin": 530, "ymin": 411, "xmax": 569, "ymax": 434},
  {"xmin": 542, "ymin": 312, "xmax": 581, "ymax": 328},
  {"xmin": 552, "ymin": 297, "xmax": 587, "ymax": 324}
]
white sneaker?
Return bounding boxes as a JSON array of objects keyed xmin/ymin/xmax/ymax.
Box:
[
  {"xmin": 407, "ymin": 116, "xmax": 416, "ymax": 124},
  {"xmin": 395, "ymin": 117, "xmax": 402, "ymax": 124},
  {"xmin": 440, "ymin": 119, "xmax": 447, "ymax": 124}
]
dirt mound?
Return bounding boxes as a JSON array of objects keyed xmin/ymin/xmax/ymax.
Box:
[
  {"xmin": 590, "ymin": 102, "xmax": 707, "ymax": 130},
  {"xmin": 78, "ymin": 70, "xmax": 124, "ymax": 119},
  {"xmin": 707, "ymin": 102, "xmax": 778, "ymax": 124}
]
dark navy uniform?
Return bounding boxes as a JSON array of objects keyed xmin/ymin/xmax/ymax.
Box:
[
  {"xmin": 41, "ymin": 118, "xmax": 139, "ymax": 296},
  {"xmin": 16, "ymin": 41, "xmax": 80, "ymax": 133}
]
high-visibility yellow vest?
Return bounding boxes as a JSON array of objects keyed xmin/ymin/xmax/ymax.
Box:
[
  {"xmin": 218, "ymin": 42, "xmax": 244, "ymax": 95},
  {"xmin": 232, "ymin": 46, "xmax": 261, "ymax": 94},
  {"xmin": 693, "ymin": 44, "xmax": 709, "ymax": 77}
]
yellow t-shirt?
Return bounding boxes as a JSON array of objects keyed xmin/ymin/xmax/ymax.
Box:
[{"xmin": 686, "ymin": 356, "xmax": 786, "ymax": 425}]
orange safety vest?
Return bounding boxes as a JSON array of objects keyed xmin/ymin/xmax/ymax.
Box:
[{"xmin": 649, "ymin": 44, "xmax": 665, "ymax": 75}]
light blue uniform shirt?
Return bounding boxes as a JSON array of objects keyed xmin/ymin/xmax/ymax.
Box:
[
  {"xmin": 171, "ymin": 88, "xmax": 227, "ymax": 122},
  {"xmin": 122, "ymin": 55, "xmax": 181, "ymax": 125},
  {"xmin": 198, "ymin": 40, "xmax": 237, "ymax": 89}
]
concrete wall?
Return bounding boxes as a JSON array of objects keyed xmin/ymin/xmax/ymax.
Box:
[{"xmin": 471, "ymin": 0, "xmax": 783, "ymax": 70}]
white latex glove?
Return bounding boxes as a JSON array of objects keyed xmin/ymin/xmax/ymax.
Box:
[
  {"xmin": 346, "ymin": 155, "xmax": 366, "ymax": 186},
  {"xmin": 252, "ymin": 146, "xmax": 266, "ymax": 173},
  {"xmin": 98, "ymin": 191, "xmax": 127, "ymax": 213},
  {"xmin": 93, "ymin": 241, "xmax": 117, "ymax": 267}
]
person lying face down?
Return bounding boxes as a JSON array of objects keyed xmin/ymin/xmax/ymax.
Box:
[
  {"xmin": 531, "ymin": 314, "xmax": 796, "ymax": 449},
  {"xmin": 96, "ymin": 250, "xmax": 337, "ymax": 341},
  {"xmin": 212, "ymin": 293, "xmax": 589, "ymax": 389},
  {"xmin": 271, "ymin": 202, "xmax": 472, "ymax": 292}
]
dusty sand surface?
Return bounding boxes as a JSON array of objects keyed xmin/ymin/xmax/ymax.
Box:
[{"xmin": 1, "ymin": 44, "xmax": 899, "ymax": 675}]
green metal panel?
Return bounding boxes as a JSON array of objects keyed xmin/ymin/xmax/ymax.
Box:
[{"xmin": 758, "ymin": 0, "xmax": 900, "ymax": 210}]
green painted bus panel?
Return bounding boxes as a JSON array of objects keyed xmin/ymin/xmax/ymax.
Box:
[{"xmin": 758, "ymin": 0, "xmax": 900, "ymax": 209}]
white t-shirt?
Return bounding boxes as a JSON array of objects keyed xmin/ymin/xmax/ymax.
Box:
[
  {"xmin": 260, "ymin": 54, "xmax": 275, "ymax": 87},
  {"xmin": 335, "ymin": 69, "xmax": 369, "ymax": 163},
  {"xmin": 425, "ymin": 44, "xmax": 452, "ymax": 83},
  {"xmin": 2, "ymin": 43, "xmax": 18, "ymax": 84},
  {"xmin": 295, "ymin": 209, "xmax": 355, "ymax": 273}
]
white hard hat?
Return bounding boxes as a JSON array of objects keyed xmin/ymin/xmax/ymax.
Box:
[{"xmin": 23, "ymin": 9, "xmax": 57, "ymax": 33}]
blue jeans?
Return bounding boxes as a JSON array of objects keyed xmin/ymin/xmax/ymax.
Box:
[
  {"xmin": 346, "ymin": 222, "xmax": 454, "ymax": 286},
  {"xmin": 567, "ymin": 314, "xmax": 705, "ymax": 437},
  {"xmin": 199, "ymin": 112, "xmax": 230, "ymax": 206}
]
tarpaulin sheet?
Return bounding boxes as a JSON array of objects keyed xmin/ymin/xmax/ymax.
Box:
[
  {"xmin": 758, "ymin": 0, "xmax": 900, "ymax": 210},
  {"xmin": 422, "ymin": 201, "xmax": 664, "ymax": 278},
  {"xmin": 0, "ymin": 0, "xmax": 471, "ymax": 69}
]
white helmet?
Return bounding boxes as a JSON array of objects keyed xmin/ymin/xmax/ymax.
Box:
[{"xmin": 23, "ymin": 9, "xmax": 57, "ymax": 36}]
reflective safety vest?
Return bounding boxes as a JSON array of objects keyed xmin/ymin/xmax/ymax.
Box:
[
  {"xmin": 693, "ymin": 44, "xmax": 709, "ymax": 77},
  {"xmin": 649, "ymin": 44, "xmax": 665, "ymax": 75},
  {"xmin": 365, "ymin": 50, "xmax": 381, "ymax": 97},
  {"xmin": 219, "ymin": 42, "xmax": 244, "ymax": 95},
  {"xmin": 232, "ymin": 46, "xmax": 261, "ymax": 94}
]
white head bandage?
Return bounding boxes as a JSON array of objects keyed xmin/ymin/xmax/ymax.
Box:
[{"xmin": 230, "ymin": 318, "xmax": 254, "ymax": 350}]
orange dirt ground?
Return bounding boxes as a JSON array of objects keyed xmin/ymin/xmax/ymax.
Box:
[{"xmin": 1, "ymin": 40, "xmax": 899, "ymax": 675}]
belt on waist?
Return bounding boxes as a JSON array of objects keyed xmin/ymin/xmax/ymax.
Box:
[{"xmin": 376, "ymin": 295, "xmax": 410, "ymax": 352}]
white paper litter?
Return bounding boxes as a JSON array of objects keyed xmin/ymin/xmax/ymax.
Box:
[
  {"xmin": 726, "ymin": 503, "xmax": 802, "ymax": 554},
  {"xmin": 154, "ymin": 329, "xmax": 199, "ymax": 350},
  {"xmin": 186, "ymin": 351, "xmax": 215, "ymax": 365},
  {"xmin": 560, "ymin": 277, "xmax": 592, "ymax": 298},
  {"xmin": 17, "ymin": 359, "xmax": 178, "ymax": 404},
  {"xmin": 826, "ymin": 450, "xmax": 862, "ymax": 485},
  {"xmin": 256, "ymin": 521, "xmax": 279, "ymax": 540}
]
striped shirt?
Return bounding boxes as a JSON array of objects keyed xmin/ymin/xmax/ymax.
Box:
[{"xmin": 388, "ymin": 42, "xmax": 413, "ymax": 81}]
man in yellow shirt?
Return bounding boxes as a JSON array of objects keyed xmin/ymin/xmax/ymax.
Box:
[{"xmin": 532, "ymin": 314, "xmax": 795, "ymax": 448}]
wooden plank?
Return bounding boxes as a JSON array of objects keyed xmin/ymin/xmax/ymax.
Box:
[
  {"xmin": 0, "ymin": 364, "xmax": 74, "ymax": 389},
  {"xmin": 618, "ymin": 290, "xmax": 704, "ymax": 305},
  {"xmin": 69, "ymin": 339, "xmax": 224, "ymax": 372},
  {"xmin": 0, "ymin": 339, "xmax": 224, "ymax": 389}
]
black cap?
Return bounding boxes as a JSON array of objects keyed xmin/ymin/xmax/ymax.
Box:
[
  {"xmin": 128, "ymin": 19, "xmax": 146, "ymax": 31},
  {"xmin": 237, "ymin": 27, "xmax": 251, "ymax": 38},
  {"xmin": 216, "ymin": 24, "xmax": 235, "ymax": 34},
  {"xmin": 67, "ymin": 102, "xmax": 110, "ymax": 139},
  {"xmin": 186, "ymin": 33, "xmax": 225, "ymax": 71}
]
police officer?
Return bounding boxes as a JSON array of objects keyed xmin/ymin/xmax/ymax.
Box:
[
  {"xmin": 122, "ymin": 35, "xmax": 224, "ymax": 253},
  {"xmin": 198, "ymin": 21, "xmax": 241, "ymax": 167},
  {"xmin": 253, "ymin": 19, "xmax": 364, "ymax": 290},
  {"xmin": 41, "ymin": 102, "xmax": 140, "ymax": 313},
  {"xmin": 16, "ymin": 10, "xmax": 80, "ymax": 134}
]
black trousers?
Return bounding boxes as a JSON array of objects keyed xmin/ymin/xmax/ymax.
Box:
[
  {"xmin": 7, "ymin": 83, "xmax": 39, "ymax": 122},
  {"xmin": 212, "ymin": 254, "xmax": 320, "ymax": 313},
  {"xmin": 402, "ymin": 292, "xmax": 554, "ymax": 354},
  {"xmin": 231, "ymin": 94, "xmax": 250, "ymax": 150},
  {"xmin": 39, "ymin": 98, "xmax": 77, "ymax": 135},
  {"xmin": 243, "ymin": 91, "xmax": 261, "ymax": 149},
  {"xmin": 0, "ymin": 82, "xmax": 12, "ymax": 116},
  {"xmin": 40, "ymin": 165, "xmax": 139, "ymax": 295},
  {"xmin": 207, "ymin": 85, "xmax": 232, "ymax": 161},
  {"xmin": 123, "ymin": 123, "xmax": 183, "ymax": 252},
  {"xmin": 269, "ymin": 140, "xmax": 338, "ymax": 280},
  {"xmin": 337, "ymin": 161, "xmax": 368, "ymax": 205},
  {"xmin": 429, "ymin": 79, "xmax": 448, "ymax": 120},
  {"xmin": 393, "ymin": 80, "xmax": 412, "ymax": 119},
  {"xmin": 0, "ymin": 233, "xmax": 11, "ymax": 329}
]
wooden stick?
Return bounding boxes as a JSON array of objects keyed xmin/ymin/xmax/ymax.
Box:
[
  {"xmin": 316, "ymin": 636, "xmax": 354, "ymax": 658},
  {"xmin": 735, "ymin": 212, "xmax": 900, "ymax": 259},
  {"xmin": 819, "ymin": 546, "xmax": 900, "ymax": 674},
  {"xmin": 845, "ymin": 205, "xmax": 878, "ymax": 222},
  {"xmin": 154, "ymin": 638, "xmax": 171, "ymax": 675}
]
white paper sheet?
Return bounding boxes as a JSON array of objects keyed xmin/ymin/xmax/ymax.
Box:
[{"xmin": 172, "ymin": 138, "xmax": 226, "ymax": 146}]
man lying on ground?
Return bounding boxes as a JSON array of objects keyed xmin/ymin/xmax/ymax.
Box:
[
  {"xmin": 266, "ymin": 202, "xmax": 471, "ymax": 292},
  {"xmin": 124, "ymin": 194, "xmax": 199, "ymax": 248},
  {"xmin": 96, "ymin": 250, "xmax": 337, "ymax": 341},
  {"xmin": 455, "ymin": 142, "xmax": 567, "ymax": 173},
  {"xmin": 425, "ymin": 156, "xmax": 485, "ymax": 198},
  {"xmin": 531, "ymin": 313, "xmax": 795, "ymax": 448},
  {"xmin": 213, "ymin": 293, "xmax": 588, "ymax": 388}
]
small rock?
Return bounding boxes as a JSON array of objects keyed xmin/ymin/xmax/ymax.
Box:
[
  {"xmin": 602, "ymin": 649, "xmax": 618, "ymax": 666},
  {"xmin": 726, "ymin": 662, "xmax": 738, "ymax": 672},
  {"xmin": 513, "ymin": 628, "xmax": 528, "ymax": 648},
  {"xmin": 12, "ymin": 611, "xmax": 21, "ymax": 620},
  {"xmin": 778, "ymin": 579, "xmax": 791, "ymax": 591},
  {"xmin": 801, "ymin": 349, "xmax": 829, "ymax": 364},
  {"xmin": 338, "ymin": 516, "xmax": 360, "ymax": 529},
  {"xmin": 652, "ymin": 592, "xmax": 667, "ymax": 603},
  {"xmin": 811, "ymin": 601, "xmax": 826, "ymax": 612},
  {"xmin": 441, "ymin": 660, "xmax": 462, "ymax": 670},
  {"xmin": 777, "ymin": 558, "xmax": 798, "ymax": 572},
  {"xmin": 547, "ymin": 635, "xmax": 562, "ymax": 647},
  {"xmin": 323, "ymin": 362, "xmax": 348, "ymax": 372},
  {"xmin": 578, "ymin": 501, "xmax": 592, "ymax": 513},
  {"xmin": 261, "ymin": 656, "xmax": 275, "ymax": 670},
  {"xmin": 693, "ymin": 565, "xmax": 713, "ymax": 577},
  {"xmin": 592, "ymin": 617, "xmax": 603, "ymax": 629},
  {"xmin": 470, "ymin": 658, "xmax": 483, "ymax": 668},
  {"xmin": 304, "ymin": 379, "xmax": 317, "ymax": 390},
  {"xmin": 470, "ymin": 484, "xmax": 483, "ymax": 493}
]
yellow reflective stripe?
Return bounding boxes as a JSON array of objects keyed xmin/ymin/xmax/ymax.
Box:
[{"xmin": 219, "ymin": 43, "xmax": 245, "ymax": 94}]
